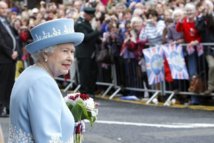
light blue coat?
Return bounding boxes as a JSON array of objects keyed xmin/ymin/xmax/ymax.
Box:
[{"xmin": 9, "ymin": 65, "xmax": 74, "ymax": 143}]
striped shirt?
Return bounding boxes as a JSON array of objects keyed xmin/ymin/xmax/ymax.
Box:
[{"xmin": 139, "ymin": 20, "xmax": 165, "ymax": 46}]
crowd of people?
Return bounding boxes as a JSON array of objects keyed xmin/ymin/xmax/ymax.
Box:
[{"xmin": 0, "ymin": 0, "xmax": 214, "ymax": 114}]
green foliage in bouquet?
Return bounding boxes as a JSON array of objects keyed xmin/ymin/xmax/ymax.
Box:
[{"xmin": 66, "ymin": 101, "xmax": 96, "ymax": 126}]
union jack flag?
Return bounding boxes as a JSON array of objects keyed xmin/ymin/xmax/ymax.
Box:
[
  {"xmin": 162, "ymin": 44, "xmax": 189, "ymax": 80},
  {"xmin": 143, "ymin": 46, "xmax": 164, "ymax": 85}
]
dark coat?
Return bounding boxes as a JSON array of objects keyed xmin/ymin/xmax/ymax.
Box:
[
  {"xmin": 0, "ymin": 18, "xmax": 17, "ymax": 106},
  {"xmin": 196, "ymin": 14, "xmax": 214, "ymax": 55},
  {"xmin": 74, "ymin": 17, "xmax": 101, "ymax": 58},
  {"xmin": 196, "ymin": 14, "xmax": 214, "ymax": 43},
  {"xmin": 0, "ymin": 18, "xmax": 17, "ymax": 64}
]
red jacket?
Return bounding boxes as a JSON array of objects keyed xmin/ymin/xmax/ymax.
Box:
[{"xmin": 176, "ymin": 17, "xmax": 201, "ymax": 43}]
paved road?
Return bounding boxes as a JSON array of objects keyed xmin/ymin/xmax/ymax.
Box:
[
  {"xmin": 84, "ymin": 98, "xmax": 214, "ymax": 143},
  {"xmin": 1, "ymin": 98, "xmax": 214, "ymax": 143}
]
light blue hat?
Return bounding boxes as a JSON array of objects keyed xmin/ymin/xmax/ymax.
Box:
[{"xmin": 26, "ymin": 18, "xmax": 84, "ymax": 54}]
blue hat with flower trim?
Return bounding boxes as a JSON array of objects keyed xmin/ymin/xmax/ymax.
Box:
[{"xmin": 26, "ymin": 18, "xmax": 84, "ymax": 54}]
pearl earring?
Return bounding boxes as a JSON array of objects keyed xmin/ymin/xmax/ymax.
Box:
[{"xmin": 45, "ymin": 58, "xmax": 48, "ymax": 62}]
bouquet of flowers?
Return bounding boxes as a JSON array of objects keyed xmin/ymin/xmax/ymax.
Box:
[{"xmin": 64, "ymin": 93, "xmax": 98, "ymax": 143}]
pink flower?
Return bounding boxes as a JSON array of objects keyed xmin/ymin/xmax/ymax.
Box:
[{"xmin": 68, "ymin": 95, "xmax": 77, "ymax": 101}]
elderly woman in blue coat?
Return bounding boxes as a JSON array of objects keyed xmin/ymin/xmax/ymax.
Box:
[{"xmin": 8, "ymin": 18, "xmax": 84, "ymax": 143}]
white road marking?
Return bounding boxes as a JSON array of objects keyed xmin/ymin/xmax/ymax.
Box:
[{"xmin": 92, "ymin": 120, "xmax": 214, "ymax": 128}]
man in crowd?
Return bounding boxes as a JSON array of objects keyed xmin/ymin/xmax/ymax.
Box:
[
  {"xmin": 74, "ymin": 7, "xmax": 102, "ymax": 98},
  {"xmin": 0, "ymin": 1, "xmax": 18, "ymax": 116}
]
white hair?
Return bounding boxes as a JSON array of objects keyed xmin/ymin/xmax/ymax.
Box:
[
  {"xmin": 133, "ymin": 8, "xmax": 143, "ymax": 17},
  {"xmin": 172, "ymin": 8, "xmax": 184, "ymax": 19},
  {"xmin": 184, "ymin": 3, "xmax": 196, "ymax": 12},
  {"xmin": 31, "ymin": 45, "xmax": 56, "ymax": 63},
  {"xmin": 131, "ymin": 16, "xmax": 143, "ymax": 27},
  {"xmin": 204, "ymin": 0, "xmax": 214, "ymax": 13},
  {"xmin": 0, "ymin": 1, "xmax": 7, "ymax": 9},
  {"xmin": 0, "ymin": 1, "xmax": 7, "ymax": 6}
]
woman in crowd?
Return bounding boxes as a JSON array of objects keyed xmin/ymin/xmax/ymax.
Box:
[
  {"xmin": 167, "ymin": 8, "xmax": 184, "ymax": 44},
  {"xmin": 101, "ymin": 20, "xmax": 124, "ymax": 85},
  {"xmin": 120, "ymin": 20, "xmax": 137, "ymax": 90},
  {"xmin": 139, "ymin": 8, "xmax": 165, "ymax": 46},
  {"xmin": 176, "ymin": 3, "xmax": 201, "ymax": 78},
  {"xmin": 121, "ymin": 16, "xmax": 146, "ymax": 92},
  {"xmin": 165, "ymin": 8, "xmax": 189, "ymax": 103},
  {"xmin": 176, "ymin": 3, "xmax": 203, "ymax": 104}
]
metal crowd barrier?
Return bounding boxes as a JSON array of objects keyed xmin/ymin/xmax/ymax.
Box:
[
  {"xmin": 95, "ymin": 43, "xmax": 214, "ymax": 106},
  {"xmin": 56, "ymin": 43, "xmax": 214, "ymax": 106}
]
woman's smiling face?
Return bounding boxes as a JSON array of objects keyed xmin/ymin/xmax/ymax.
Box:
[
  {"xmin": 186, "ymin": 9, "xmax": 195, "ymax": 19},
  {"xmin": 46, "ymin": 43, "xmax": 75, "ymax": 77}
]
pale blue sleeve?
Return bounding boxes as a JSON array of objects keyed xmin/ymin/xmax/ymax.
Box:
[
  {"xmin": 27, "ymin": 76, "xmax": 63, "ymax": 143},
  {"xmin": 139, "ymin": 26, "xmax": 148, "ymax": 42},
  {"xmin": 156, "ymin": 20, "xmax": 166, "ymax": 36}
]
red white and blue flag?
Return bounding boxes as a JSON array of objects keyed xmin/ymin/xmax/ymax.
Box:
[
  {"xmin": 186, "ymin": 44, "xmax": 204, "ymax": 56},
  {"xmin": 162, "ymin": 44, "xmax": 189, "ymax": 80},
  {"xmin": 196, "ymin": 44, "xmax": 204, "ymax": 56},
  {"xmin": 143, "ymin": 46, "xmax": 164, "ymax": 85}
]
